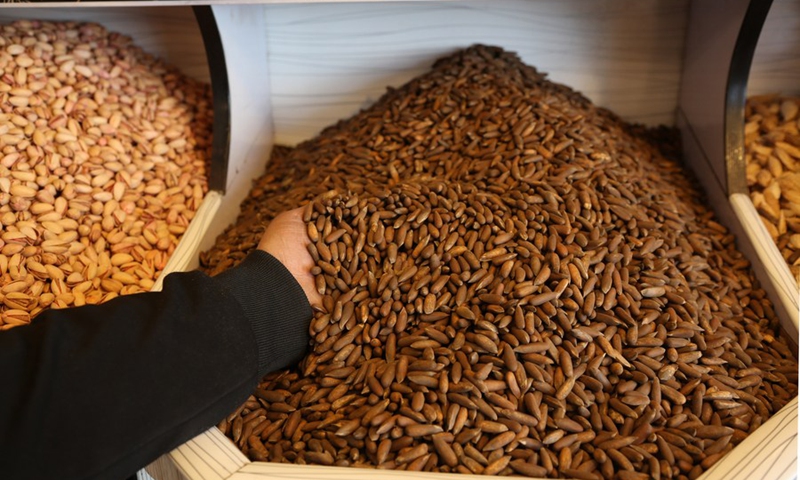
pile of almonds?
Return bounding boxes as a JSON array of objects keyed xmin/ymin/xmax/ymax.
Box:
[
  {"xmin": 745, "ymin": 95, "xmax": 800, "ymax": 281},
  {"xmin": 0, "ymin": 20, "xmax": 210, "ymax": 329},
  {"xmin": 203, "ymin": 46, "xmax": 797, "ymax": 479}
]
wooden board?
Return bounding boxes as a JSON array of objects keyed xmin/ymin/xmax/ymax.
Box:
[{"xmin": 263, "ymin": 0, "xmax": 688, "ymax": 145}]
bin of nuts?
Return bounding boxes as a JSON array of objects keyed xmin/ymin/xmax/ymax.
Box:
[
  {"xmin": 745, "ymin": 95, "xmax": 800, "ymax": 283},
  {"xmin": 201, "ymin": 46, "xmax": 798, "ymax": 479},
  {"xmin": 0, "ymin": 19, "xmax": 211, "ymax": 329}
]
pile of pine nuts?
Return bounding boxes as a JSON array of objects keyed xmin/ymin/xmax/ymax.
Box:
[
  {"xmin": 203, "ymin": 46, "xmax": 797, "ymax": 479},
  {"xmin": 0, "ymin": 20, "xmax": 211, "ymax": 329},
  {"xmin": 745, "ymin": 95, "xmax": 800, "ymax": 281}
]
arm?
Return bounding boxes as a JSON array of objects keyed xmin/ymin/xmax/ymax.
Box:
[{"xmin": 0, "ymin": 209, "xmax": 316, "ymax": 480}]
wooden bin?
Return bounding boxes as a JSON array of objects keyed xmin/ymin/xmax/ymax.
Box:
[
  {"xmin": 1, "ymin": 2, "xmax": 795, "ymax": 480},
  {"xmin": 154, "ymin": 2, "xmax": 798, "ymax": 480}
]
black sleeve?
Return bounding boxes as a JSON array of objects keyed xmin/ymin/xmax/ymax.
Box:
[{"xmin": 0, "ymin": 250, "xmax": 311, "ymax": 480}]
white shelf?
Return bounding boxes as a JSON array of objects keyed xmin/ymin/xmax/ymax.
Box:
[{"xmin": 262, "ymin": 0, "xmax": 688, "ymax": 144}]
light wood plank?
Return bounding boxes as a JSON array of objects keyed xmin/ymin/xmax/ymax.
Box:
[
  {"xmin": 195, "ymin": 4, "xmax": 279, "ymax": 257},
  {"xmin": 172, "ymin": 429, "xmax": 248, "ymax": 480},
  {"xmin": 0, "ymin": 7, "xmax": 209, "ymax": 83},
  {"xmin": 232, "ymin": 461, "xmax": 535, "ymax": 480},
  {"xmin": 749, "ymin": 0, "xmax": 800, "ymax": 97},
  {"xmin": 147, "ymin": 428, "xmax": 248, "ymax": 480},
  {"xmin": 263, "ymin": 0, "xmax": 688, "ymax": 145}
]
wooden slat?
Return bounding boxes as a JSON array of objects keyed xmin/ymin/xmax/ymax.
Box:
[
  {"xmin": 172, "ymin": 429, "xmax": 249, "ymax": 480},
  {"xmin": 730, "ymin": 193, "xmax": 800, "ymax": 338},
  {"xmin": 263, "ymin": 0, "xmax": 688, "ymax": 145},
  {"xmin": 147, "ymin": 428, "xmax": 248, "ymax": 480}
]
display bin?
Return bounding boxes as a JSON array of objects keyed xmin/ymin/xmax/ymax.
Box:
[{"xmin": 0, "ymin": 2, "xmax": 796, "ymax": 480}]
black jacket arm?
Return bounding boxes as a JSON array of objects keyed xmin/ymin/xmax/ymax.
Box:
[{"xmin": 0, "ymin": 250, "xmax": 311, "ymax": 480}]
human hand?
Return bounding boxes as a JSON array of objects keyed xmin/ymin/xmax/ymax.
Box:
[{"xmin": 258, "ymin": 208, "xmax": 321, "ymax": 308}]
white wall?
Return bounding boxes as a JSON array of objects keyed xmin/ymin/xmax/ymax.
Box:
[
  {"xmin": 749, "ymin": 0, "xmax": 800, "ymax": 97},
  {"xmin": 263, "ymin": 0, "xmax": 689, "ymax": 145}
]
